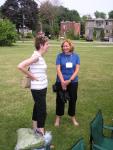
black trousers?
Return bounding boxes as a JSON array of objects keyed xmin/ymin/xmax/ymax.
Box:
[
  {"xmin": 31, "ymin": 88, "xmax": 47, "ymax": 128},
  {"xmin": 56, "ymin": 82, "xmax": 78, "ymax": 116}
]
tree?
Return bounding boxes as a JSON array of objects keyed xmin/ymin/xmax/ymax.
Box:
[
  {"xmin": 100, "ymin": 12, "xmax": 106, "ymax": 19},
  {"xmin": 69, "ymin": 10, "xmax": 80, "ymax": 22},
  {"xmin": 54, "ymin": 5, "xmax": 80, "ymax": 35},
  {"xmin": 0, "ymin": 19, "xmax": 17, "ymax": 46},
  {"xmin": 108, "ymin": 10, "xmax": 113, "ymax": 19},
  {"xmin": 100, "ymin": 29, "xmax": 105, "ymax": 41},
  {"xmin": 94, "ymin": 11, "xmax": 100, "ymax": 18},
  {"xmin": 40, "ymin": 1, "xmax": 55, "ymax": 27},
  {"xmin": 40, "ymin": 1, "xmax": 55, "ymax": 36},
  {"xmin": 94, "ymin": 11, "xmax": 106, "ymax": 19},
  {"xmin": 39, "ymin": 0, "xmax": 60, "ymax": 37},
  {"xmin": 0, "ymin": 0, "xmax": 39, "ymax": 32},
  {"xmin": 39, "ymin": 0, "xmax": 81, "ymax": 37}
]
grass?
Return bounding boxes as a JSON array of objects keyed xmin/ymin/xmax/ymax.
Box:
[{"xmin": 0, "ymin": 40, "xmax": 113, "ymax": 150}]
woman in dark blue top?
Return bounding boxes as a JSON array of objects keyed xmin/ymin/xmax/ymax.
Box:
[{"xmin": 54, "ymin": 39, "xmax": 80, "ymax": 127}]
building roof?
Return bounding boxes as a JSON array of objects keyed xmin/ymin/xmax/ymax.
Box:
[{"xmin": 86, "ymin": 18, "xmax": 113, "ymax": 21}]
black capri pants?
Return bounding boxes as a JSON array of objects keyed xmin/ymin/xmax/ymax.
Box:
[
  {"xmin": 56, "ymin": 82, "xmax": 78, "ymax": 116},
  {"xmin": 31, "ymin": 88, "xmax": 47, "ymax": 128}
]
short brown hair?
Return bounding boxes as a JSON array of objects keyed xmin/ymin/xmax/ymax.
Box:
[
  {"xmin": 61, "ymin": 39, "xmax": 74, "ymax": 52},
  {"xmin": 35, "ymin": 35, "xmax": 48, "ymax": 50}
]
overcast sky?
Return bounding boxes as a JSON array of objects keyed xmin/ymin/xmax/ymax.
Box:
[
  {"xmin": 61, "ymin": 0, "xmax": 113, "ymax": 17},
  {"xmin": 0, "ymin": 0, "xmax": 113, "ymax": 17}
]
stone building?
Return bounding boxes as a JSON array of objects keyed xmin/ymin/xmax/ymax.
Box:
[{"xmin": 85, "ymin": 18, "xmax": 113, "ymax": 41}]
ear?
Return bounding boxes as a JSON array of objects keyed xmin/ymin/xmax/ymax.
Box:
[{"xmin": 40, "ymin": 44, "xmax": 43, "ymax": 49}]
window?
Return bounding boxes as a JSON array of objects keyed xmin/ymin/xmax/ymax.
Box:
[{"xmin": 106, "ymin": 22, "xmax": 108, "ymax": 25}]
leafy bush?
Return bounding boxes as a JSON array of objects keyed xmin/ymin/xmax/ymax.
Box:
[
  {"xmin": 25, "ymin": 32, "xmax": 33, "ymax": 38},
  {"xmin": 93, "ymin": 30, "xmax": 96, "ymax": 40},
  {"xmin": 100, "ymin": 29, "xmax": 105, "ymax": 41},
  {"xmin": 0, "ymin": 19, "xmax": 17, "ymax": 46},
  {"xmin": 66, "ymin": 29, "xmax": 80, "ymax": 40}
]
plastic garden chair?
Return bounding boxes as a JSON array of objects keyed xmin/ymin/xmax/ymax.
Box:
[
  {"xmin": 90, "ymin": 110, "xmax": 113, "ymax": 150},
  {"xmin": 92, "ymin": 143, "xmax": 108, "ymax": 150},
  {"xmin": 70, "ymin": 138, "xmax": 85, "ymax": 150}
]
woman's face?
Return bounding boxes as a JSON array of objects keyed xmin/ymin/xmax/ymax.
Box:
[{"xmin": 62, "ymin": 42, "xmax": 71, "ymax": 54}]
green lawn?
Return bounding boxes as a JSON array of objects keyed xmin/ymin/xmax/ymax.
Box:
[{"xmin": 0, "ymin": 40, "xmax": 113, "ymax": 150}]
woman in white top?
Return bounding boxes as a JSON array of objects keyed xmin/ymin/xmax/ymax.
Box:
[{"xmin": 18, "ymin": 34, "xmax": 49, "ymax": 135}]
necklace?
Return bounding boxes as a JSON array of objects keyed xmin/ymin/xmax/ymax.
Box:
[{"xmin": 65, "ymin": 54, "xmax": 72, "ymax": 62}]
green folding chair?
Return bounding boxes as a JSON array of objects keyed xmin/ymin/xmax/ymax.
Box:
[
  {"xmin": 70, "ymin": 138, "xmax": 85, "ymax": 150},
  {"xmin": 92, "ymin": 143, "xmax": 108, "ymax": 150},
  {"xmin": 90, "ymin": 110, "xmax": 113, "ymax": 150}
]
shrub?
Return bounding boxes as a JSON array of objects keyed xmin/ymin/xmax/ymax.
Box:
[
  {"xmin": 0, "ymin": 19, "xmax": 17, "ymax": 46},
  {"xmin": 100, "ymin": 29, "xmax": 105, "ymax": 41},
  {"xmin": 93, "ymin": 30, "xmax": 96, "ymax": 40},
  {"xmin": 66, "ymin": 29, "xmax": 80, "ymax": 40},
  {"xmin": 25, "ymin": 32, "xmax": 33, "ymax": 39}
]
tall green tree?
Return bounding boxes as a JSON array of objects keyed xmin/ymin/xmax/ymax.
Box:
[
  {"xmin": 108, "ymin": 10, "xmax": 113, "ymax": 19},
  {"xmin": 1, "ymin": 0, "xmax": 39, "ymax": 32},
  {"xmin": 40, "ymin": 1, "xmax": 55, "ymax": 27},
  {"xmin": 39, "ymin": 0, "xmax": 81, "ymax": 37},
  {"xmin": 94, "ymin": 11, "xmax": 106, "ymax": 19},
  {"xmin": 39, "ymin": 1, "xmax": 57, "ymax": 37},
  {"xmin": 56, "ymin": 6, "xmax": 80, "ymax": 24},
  {"xmin": 68, "ymin": 10, "xmax": 81, "ymax": 22}
]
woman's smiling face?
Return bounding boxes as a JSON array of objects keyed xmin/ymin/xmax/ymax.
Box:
[{"xmin": 62, "ymin": 42, "xmax": 71, "ymax": 54}]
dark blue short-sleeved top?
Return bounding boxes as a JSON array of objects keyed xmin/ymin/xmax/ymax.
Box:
[{"xmin": 56, "ymin": 52, "xmax": 80, "ymax": 82}]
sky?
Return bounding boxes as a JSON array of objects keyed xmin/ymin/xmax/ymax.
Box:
[
  {"xmin": 60, "ymin": 0, "xmax": 113, "ymax": 17},
  {"xmin": 0, "ymin": 0, "xmax": 113, "ymax": 17}
]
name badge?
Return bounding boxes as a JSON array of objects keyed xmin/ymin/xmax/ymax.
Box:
[{"xmin": 66, "ymin": 62, "xmax": 73, "ymax": 68}]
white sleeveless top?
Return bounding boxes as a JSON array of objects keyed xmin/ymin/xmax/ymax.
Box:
[{"xmin": 30, "ymin": 51, "xmax": 48, "ymax": 90}]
